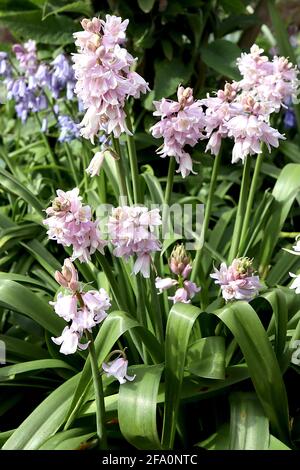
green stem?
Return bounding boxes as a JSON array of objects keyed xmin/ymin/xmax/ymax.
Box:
[
  {"xmin": 64, "ymin": 143, "xmax": 79, "ymax": 186},
  {"xmin": 125, "ymin": 112, "xmax": 142, "ymax": 204},
  {"xmin": 111, "ymin": 136, "xmax": 128, "ymax": 200},
  {"xmin": 136, "ymin": 273, "xmax": 150, "ymax": 364},
  {"xmin": 150, "ymin": 269, "xmax": 164, "ymax": 346},
  {"xmin": 228, "ymin": 156, "xmax": 251, "ymax": 262},
  {"xmin": 81, "ymin": 143, "xmax": 89, "ymax": 192},
  {"xmin": 164, "ymin": 157, "xmax": 176, "ymax": 205},
  {"xmin": 191, "ymin": 151, "xmax": 222, "ymax": 282},
  {"xmin": 86, "ymin": 330, "xmax": 107, "ymax": 449},
  {"xmin": 97, "ymin": 169, "xmax": 106, "ymax": 204},
  {"xmin": 35, "ymin": 114, "xmax": 62, "ymax": 185},
  {"xmin": 96, "ymin": 253, "xmax": 125, "ymax": 310},
  {"xmin": 162, "ymin": 157, "xmax": 176, "ymax": 242},
  {"xmin": 239, "ymin": 151, "xmax": 264, "ymax": 250}
]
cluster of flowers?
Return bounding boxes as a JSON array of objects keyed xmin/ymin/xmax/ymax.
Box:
[
  {"xmin": 210, "ymin": 257, "xmax": 262, "ymax": 301},
  {"xmin": 151, "ymin": 45, "xmax": 299, "ymax": 176},
  {"xmin": 107, "ymin": 205, "xmax": 162, "ymax": 278},
  {"xmin": 72, "ymin": 15, "xmax": 149, "ymax": 142},
  {"xmin": 150, "ymin": 86, "xmax": 205, "ymax": 178},
  {"xmin": 289, "ymin": 237, "xmax": 300, "ymax": 294},
  {"xmin": 0, "ymin": 40, "xmax": 79, "ymax": 142},
  {"xmin": 50, "ymin": 259, "xmax": 134, "ymax": 384},
  {"xmin": 155, "ymin": 244, "xmax": 200, "ymax": 303},
  {"xmin": 44, "ymin": 189, "xmax": 162, "ymax": 278},
  {"xmin": 43, "ymin": 188, "xmax": 107, "ymax": 263},
  {"xmin": 51, "ymin": 258, "xmax": 111, "ymax": 355}
]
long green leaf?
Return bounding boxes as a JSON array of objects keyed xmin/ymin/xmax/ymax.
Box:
[
  {"xmin": 229, "ymin": 392, "xmax": 269, "ymax": 450},
  {"xmin": 2, "ymin": 374, "xmax": 79, "ymax": 449},
  {"xmin": 0, "ymin": 359, "xmax": 75, "ymax": 379},
  {"xmin": 65, "ymin": 311, "xmax": 164, "ymax": 428},
  {"xmin": 162, "ymin": 302, "xmax": 201, "ymax": 449},
  {"xmin": 186, "ymin": 336, "xmax": 225, "ymax": 379},
  {"xmin": 260, "ymin": 164, "xmax": 300, "ymax": 273},
  {"xmin": 118, "ymin": 364, "xmax": 164, "ymax": 449},
  {"xmin": 0, "ymin": 168, "xmax": 44, "ymax": 217},
  {"xmin": 214, "ymin": 301, "xmax": 290, "ymax": 444},
  {"xmin": 0, "ymin": 279, "xmax": 64, "ymax": 335}
]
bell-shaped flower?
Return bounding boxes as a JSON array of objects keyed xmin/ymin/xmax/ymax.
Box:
[
  {"xmin": 86, "ymin": 151, "xmax": 105, "ymax": 177},
  {"xmin": 183, "ymin": 280, "xmax": 201, "ymax": 298},
  {"xmin": 82, "ymin": 288, "xmax": 111, "ymax": 321},
  {"xmin": 102, "ymin": 357, "xmax": 136, "ymax": 384},
  {"xmin": 49, "ymin": 292, "xmax": 77, "ymax": 322},
  {"xmin": 155, "ymin": 277, "xmax": 178, "ymax": 293},
  {"xmin": 168, "ymin": 287, "xmax": 190, "ymax": 304},
  {"xmin": 51, "ymin": 326, "xmax": 89, "ymax": 355},
  {"xmin": 290, "ymin": 273, "xmax": 300, "ymax": 294}
]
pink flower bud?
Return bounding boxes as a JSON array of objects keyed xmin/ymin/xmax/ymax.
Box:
[
  {"xmin": 55, "ymin": 258, "xmax": 79, "ymax": 292},
  {"xmin": 181, "ymin": 263, "xmax": 192, "ymax": 279},
  {"xmin": 169, "ymin": 244, "xmax": 191, "ymax": 275}
]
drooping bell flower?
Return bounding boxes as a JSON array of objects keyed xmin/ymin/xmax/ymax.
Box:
[
  {"xmin": 150, "ymin": 85, "xmax": 205, "ymax": 177},
  {"xmin": 43, "ymin": 188, "xmax": 107, "ymax": 262},
  {"xmin": 107, "ymin": 205, "xmax": 161, "ymax": 278},
  {"xmin": 210, "ymin": 257, "xmax": 261, "ymax": 302},
  {"xmin": 102, "ymin": 355, "xmax": 135, "ymax": 384},
  {"xmin": 72, "ymin": 15, "xmax": 149, "ymax": 141}
]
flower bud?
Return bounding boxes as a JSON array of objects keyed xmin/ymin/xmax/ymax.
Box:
[
  {"xmin": 232, "ymin": 257, "xmax": 254, "ymax": 278},
  {"xmin": 55, "ymin": 258, "xmax": 79, "ymax": 292},
  {"xmin": 169, "ymin": 244, "xmax": 191, "ymax": 276}
]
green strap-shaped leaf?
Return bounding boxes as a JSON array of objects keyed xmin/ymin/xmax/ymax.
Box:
[
  {"xmin": 260, "ymin": 163, "xmax": 300, "ymax": 272},
  {"xmin": 0, "ymin": 168, "xmax": 44, "ymax": 217},
  {"xmin": 118, "ymin": 364, "xmax": 164, "ymax": 449},
  {"xmin": 162, "ymin": 302, "xmax": 201, "ymax": 449},
  {"xmin": 0, "ymin": 272, "xmax": 46, "ymax": 289},
  {"xmin": 39, "ymin": 428, "xmax": 95, "ymax": 450},
  {"xmin": 142, "ymin": 171, "xmax": 164, "ymax": 205},
  {"xmin": 229, "ymin": 392, "xmax": 269, "ymax": 450},
  {"xmin": 186, "ymin": 336, "xmax": 226, "ymax": 379},
  {"xmin": 65, "ymin": 311, "xmax": 164, "ymax": 428},
  {"xmin": 0, "ymin": 359, "xmax": 75, "ymax": 379},
  {"xmin": 268, "ymin": 435, "xmax": 291, "ymax": 450},
  {"xmin": 0, "ymin": 334, "xmax": 49, "ymax": 361},
  {"xmin": 263, "ymin": 289, "xmax": 288, "ymax": 363},
  {"xmin": 214, "ymin": 301, "xmax": 290, "ymax": 444},
  {"xmin": 81, "ymin": 364, "xmax": 250, "ymax": 418},
  {"xmin": 0, "ymin": 279, "xmax": 64, "ymax": 336},
  {"xmin": 2, "ymin": 374, "xmax": 80, "ymax": 449},
  {"xmin": 22, "ymin": 239, "xmax": 61, "ymax": 273}
]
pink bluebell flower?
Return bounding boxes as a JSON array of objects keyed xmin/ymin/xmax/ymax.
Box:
[
  {"xmin": 107, "ymin": 205, "xmax": 161, "ymax": 278},
  {"xmin": 210, "ymin": 257, "xmax": 261, "ymax": 302},
  {"xmin": 102, "ymin": 356, "xmax": 136, "ymax": 384},
  {"xmin": 43, "ymin": 188, "xmax": 107, "ymax": 263},
  {"xmin": 72, "ymin": 15, "xmax": 149, "ymax": 141},
  {"xmin": 150, "ymin": 85, "xmax": 205, "ymax": 177}
]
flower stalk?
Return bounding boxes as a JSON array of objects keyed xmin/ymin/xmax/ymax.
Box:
[
  {"xmin": 191, "ymin": 150, "xmax": 222, "ymax": 282},
  {"xmin": 111, "ymin": 135, "xmax": 128, "ymax": 200},
  {"xmin": 228, "ymin": 155, "xmax": 252, "ymax": 261},
  {"xmin": 86, "ymin": 329, "xmax": 108, "ymax": 449},
  {"xmin": 239, "ymin": 149, "xmax": 264, "ymax": 252},
  {"xmin": 125, "ymin": 110, "xmax": 142, "ymax": 203}
]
